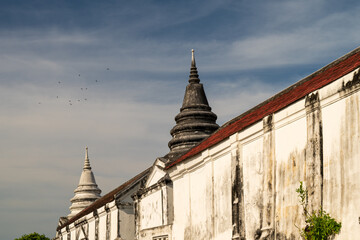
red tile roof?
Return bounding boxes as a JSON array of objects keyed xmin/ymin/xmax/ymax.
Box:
[
  {"xmin": 166, "ymin": 47, "xmax": 360, "ymax": 169},
  {"xmin": 57, "ymin": 167, "xmax": 150, "ymax": 231}
]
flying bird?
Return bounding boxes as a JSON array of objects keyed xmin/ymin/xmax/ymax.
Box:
[{"xmin": 106, "ymin": 68, "xmax": 110, "ymax": 70}]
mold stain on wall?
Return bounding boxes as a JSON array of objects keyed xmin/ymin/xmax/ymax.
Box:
[
  {"xmin": 305, "ymin": 92, "xmax": 324, "ymax": 212},
  {"xmin": 323, "ymin": 72, "xmax": 360, "ymax": 238},
  {"xmin": 339, "ymin": 92, "xmax": 360, "ymax": 234},
  {"xmin": 275, "ymin": 148, "xmax": 306, "ymax": 239}
]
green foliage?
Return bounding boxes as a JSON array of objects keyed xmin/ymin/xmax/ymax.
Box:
[
  {"xmin": 14, "ymin": 232, "xmax": 50, "ymax": 240},
  {"xmin": 296, "ymin": 181, "xmax": 308, "ymax": 216},
  {"xmin": 296, "ymin": 182, "xmax": 342, "ymax": 240}
]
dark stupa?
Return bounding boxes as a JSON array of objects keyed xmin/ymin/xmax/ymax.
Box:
[{"xmin": 166, "ymin": 50, "xmax": 219, "ymax": 161}]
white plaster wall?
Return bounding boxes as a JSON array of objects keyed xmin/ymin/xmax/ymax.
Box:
[
  {"xmin": 60, "ymin": 229, "xmax": 67, "ymax": 240},
  {"xmin": 242, "ymin": 136, "xmax": 264, "ymax": 239},
  {"xmin": 172, "ymin": 173, "xmax": 190, "ymax": 240},
  {"xmin": 98, "ymin": 212, "xmax": 107, "ymax": 240},
  {"xmin": 322, "ymin": 91, "xmax": 360, "ymax": 239},
  {"xmin": 160, "ymin": 186, "xmax": 169, "ymax": 225},
  {"xmin": 140, "ymin": 190, "xmax": 163, "ymax": 229},
  {"xmin": 110, "ymin": 207, "xmax": 118, "ymax": 240},
  {"xmin": 188, "ymin": 161, "xmax": 213, "ymax": 239},
  {"xmin": 70, "ymin": 227, "xmax": 76, "ymax": 240},
  {"xmin": 88, "ymin": 218, "xmax": 95, "ymax": 240},
  {"xmin": 274, "ymin": 113, "xmax": 307, "ymax": 239},
  {"xmin": 139, "ymin": 224, "xmax": 172, "ymax": 240},
  {"xmin": 213, "ymin": 153, "xmax": 232, "ymax": 240},
  {"xmin": 61, "ymin": 232, "xmax": 67, "ymax": 240},
  {"xmin": 171, "ymin": 152, "xmax": 232, "ymax": 240}
]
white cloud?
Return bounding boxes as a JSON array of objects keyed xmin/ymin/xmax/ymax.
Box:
[
  {"xmin": 210, "ymin": 77, "xmax": 280, "ymax": 124},
  {"xmin": 1, "ymin": 1, "xmax": 360, "ymax": 239}
]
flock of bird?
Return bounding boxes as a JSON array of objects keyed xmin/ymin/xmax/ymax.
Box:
[{"xmin": 38, "ymin": 68, "xmax": 110, "ymax": 106}]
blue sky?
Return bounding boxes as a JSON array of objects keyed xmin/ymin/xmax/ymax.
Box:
[{"xmin": 1, "ymin": 0, "xmax": 360, "ymax": 239}]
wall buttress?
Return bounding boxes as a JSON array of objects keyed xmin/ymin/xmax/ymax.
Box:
[
  {"xmin": 106, "ymin": 207, "xmax": 111, "ymax": 240},
  {"xmin": 94, "ymin": 212, "xmax": 99, "ymax": 240},
  {"xmin": 117, "ymin": 206, "xmax": 121, "ymax": 239},
  {"xmin": 133, "ymin": 196, "xmax": 140, "ymax": 240},
  {"xmin": 259, "ymin": 114, "xmax": 276, "ymax": 239},
  {"xmin": 305, "ymin": 92, "xmax": 324, "ymax": 212},
  {"xmin": 231, "ymin": 141, "xmax": 246, "ymax": 240}
]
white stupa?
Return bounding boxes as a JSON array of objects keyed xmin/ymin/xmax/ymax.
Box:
[{"xmin": 68, "ymin": 147, "xmax": 101, "ymax": 219}]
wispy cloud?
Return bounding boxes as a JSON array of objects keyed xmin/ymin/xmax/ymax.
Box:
[{"xmin": 1, "ymin": 0, "xmax": 360, "ymax": 239}]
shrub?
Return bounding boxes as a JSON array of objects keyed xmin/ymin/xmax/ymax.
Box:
[
  {"xmin": 14, "ymin": 232, "xmax": 50, "ymax": 240},
  {"xmin": 296, "ymin": 182, "xmax": 341, "ymax": 240}
]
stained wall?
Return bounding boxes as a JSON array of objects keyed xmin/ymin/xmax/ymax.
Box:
[{"xmin": 165, "ymin": 68, "xmax": 360, "ymax": 239}]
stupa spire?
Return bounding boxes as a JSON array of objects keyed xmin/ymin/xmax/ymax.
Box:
[
  {"xmin": 192, "ymin": 49, "xmax": 195, "ymax": 64},
  {"xmin": 68, "ymin": 147, "xmax": 101, "ymax": 219},
  {"xmin": 166, "ymin": 50, "xmax": 219, "ymax": 161},
  {"xmin": 83, "ymin": 147, "xmax": 91, "ymax": 170},
  {"xmin": 189, "ymin": 49, "xmax": 200, "ymax": 84}
]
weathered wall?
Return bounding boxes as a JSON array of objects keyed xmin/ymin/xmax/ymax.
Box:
[
  {"xmin": 186, "ymin": 160, "xmax": 213, "ymax": 239},
  {"xmin": 241, "ymin": 122, "xmax": 264, "ymax": 239},
  {"xmin": 139, "ymin": 190, "xmax": 163, "ymax": 229},
  {"xmin": 171, "ymin": 169, "xmax": 190, "ymax": 240},
  {"xmin": 321, "ymin": 70, "xmax": 360, "ymax": 239},
  {"xmin": 58, "ymin": 202, "xmax": 131, "ymax": 240},
  {"xmin": 88, "ymin": 214, "xmax": 95, "ymax": 240},
  {"xmin": 98, "ymin": 208, "xmax": 107, "ymax": 240},
  {"xmin": 213, "ymin": 152, "xmax": 232, "ymax": 239},
  {"xmin": 273, "ymin": 101, "xmax": 307, "ymax": 239},
  {"xmin": 56, "ymin": 168, "xmax": 150, "ymax": 240},
  {"xmin": 165, "ymin": 68, "xmax": 360, "ymax": 239},
  {"xmin": 137, "ymin": 179, "xmax": 173, "ymax": 239},
  {"xmin": 170, "ymin": 144, "xmax": 233, "ymax": 240},
  {"xmin": 139, "ymin": 224, "xmax": 172, "ymax": 240}
]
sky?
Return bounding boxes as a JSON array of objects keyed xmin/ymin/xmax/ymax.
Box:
[{"xmin": 1, "ymin": 0, "xmax": 360, "ymax": 239}]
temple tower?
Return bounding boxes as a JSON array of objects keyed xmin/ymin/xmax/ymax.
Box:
[
  {"xmin": 68, "ymin": 147, "xmax": 101, "ymax": 219},
  {"xmin": 166, "ymin": 50, "xmax": 219, "ymax": 160}
]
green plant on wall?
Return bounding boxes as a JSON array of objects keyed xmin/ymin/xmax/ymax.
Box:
[{"xmin": 296, "ymin": 181, "xmax": 342, "ymax": 240}]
